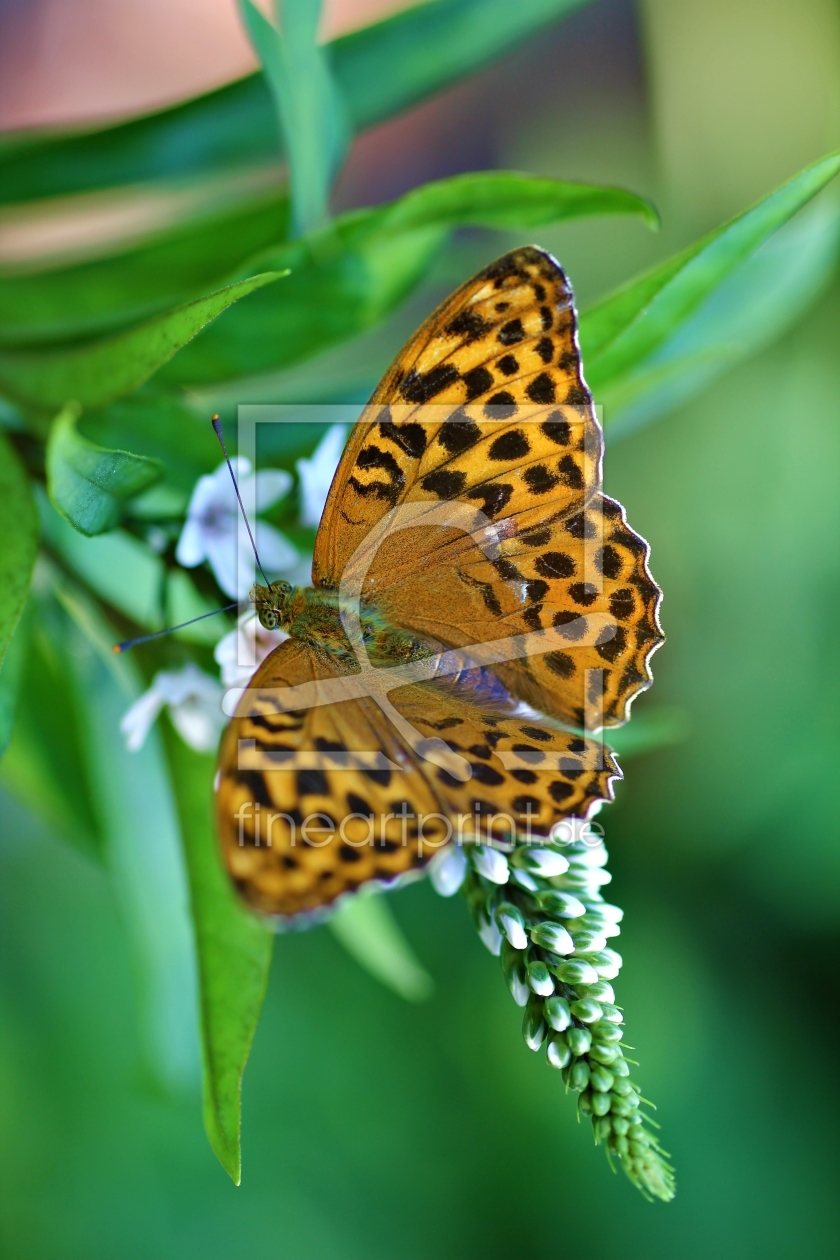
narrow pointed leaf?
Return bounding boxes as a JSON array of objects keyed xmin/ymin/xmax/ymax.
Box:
[
  {"xmin": 47, "ymin": 402, "xmax": 163, "ymax": 536},
  {"xmin": 0, "ymin": 427, "xmax": 38, "ymax": 668},
  {"xmin": 164, "ymin": 730, "xmax": 273, "ymax": 1184},
  {"xmin": 238, "ymin": 0, "xmax": 347, "ymax": 235},
  {"xmin": 580, "ymin": 150, "xmax": 840, "ymax": 394},
  {"xmin": 0, "ymin": 270, "xmax": 285, "ymax": 410},
  {"xmin": 54, "ymin": 576, "xmax": 200, "ymax": 1091}
]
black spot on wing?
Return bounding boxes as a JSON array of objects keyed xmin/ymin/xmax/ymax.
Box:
[
  {"xmin": 488, "ymin": 429, "xmax": 530, "ymax": 461},
  {"xmin": 438, "ymin": 414, "xmax": 481, "ymax": 454},
  {"xmin": 379, "ymin": 417, "xmax": 427, "ymax": 459},
  {"xmin": 400, "ymin": 363, "xmax": 461, "ymax": 403},
  {"xmin": 542, "ymin": 415, "xmax": 571, "ymax": 446},
  {"xmin": 484, "ymin": 392, "xmax": 517, "ymax": 419},
  {"xmin": 498, "ymin": 319, "xmax": 525, "ymax": 346},
  {"xmin": 526, "ymin": 373, "xmax": 556, "ymax": 404},
  {"xmin": 523, "ymin": 464, "xmax": 559, "ymax": 495},
  {"xmin": 422, "ymin": 469, "xmax": 468, "ymax": 499},
  {"xmin": 466, "ymin": 483, "xmax": 513, "ymax": 519},
  {"xmin": 446, "ymin": 309, "xmax": 493, "ymax": 342},
  {"xmin": 462, "ymin": 366, "xmax": 495, "ymax": 401},
  {"xmin": 297, "ymin": 768, "xmax": 328, "ymax": 797}
]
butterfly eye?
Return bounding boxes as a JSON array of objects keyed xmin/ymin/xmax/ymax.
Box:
[{"xmin": 259, "ymin": 609, "xmax": 278, "ymax": 630}]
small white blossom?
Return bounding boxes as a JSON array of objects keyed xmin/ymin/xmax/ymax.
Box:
[
  {"xmin": 176, "ymin": 458, "xmax": 297, "ymax": 599},
  {"xmin": 120, "ymin": 663, "xmax": 225, "ymax": 753},
  {"xmin": 428, "ymin": 844, "xmax": 468, "ymax": 897},
  {"xmin": 295, "ymin": 425, "xmax": 348, "ymax": 528},
  {"xmin": 214, "ymin": 610, "xmax": 288, "ymax": 688},
  {"xmin": 472, "ymin": 845, "xmax": 510, "ymax": 884}
]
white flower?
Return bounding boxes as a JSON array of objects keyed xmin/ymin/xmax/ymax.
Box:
[
  {"xmin": 428, "ymin": 844, "xmax": 468, "ymax": 897},
  {"xmin": 176, "ymin": 457, "xmax": 298, "ymax": 599},
  {"xmin": 214, "ymin": 610, "xmax": 287, "ymax": 688},
  {"xmin": 120, "ymin": 663, "xmax": 225, "ymax": 753},
  {"xmin": 295, "ymin": 424, "xmax": 348, "ymax": 528}
]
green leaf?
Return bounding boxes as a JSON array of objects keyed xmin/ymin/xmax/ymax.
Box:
[
  {"xmin": 81, "ymin": 394, "xmax": 218, "ymax": 496},
  {"xmin": 328, "ymin": 889, "xmax": 434, "ymax": 1002},
  {"xmin": 163, "ymin": 729, "xmax": 272, "ymax": 1185},
  {"xmin": 47, "ymin": 402, "xmax": 163, "ymax": 536},
  {"xmin": 53, "ymin": 575, "xmax": 200, "ymax": 1090},
  {"xmin": 0, "ymin": 0, "xmax": 592, "ymax": 207},
  {"xmin": 602, "ymin": 192, "xmax": 840, "ymax": 435},
  {"xmin": 0, "ymin": 271, "xmax": 285, "ymax": 410},
  {"xmin": 0, "ymin": 603, "xmax": 105, "ymax": 859},
  {"xmin": 0, "ymin": 598, "xmax": 30, "ymax": 760},
  {"xmin": 238, "ymin": 0, "xmax": 347, "ymax": 235},
  {"xmin": 580, "ymin": 150, "xmax": 840, "ymax": 398},
  {"xmin": 0, "ymin": 192, "xmax": 289, "ymax": 347},
  {"xmin": 0, "ymin": 427, "xmax": 37, "ymax": 668},
  {"xmin": 160, "ymin": 172, "xmax": 656, "ymax": 386}
]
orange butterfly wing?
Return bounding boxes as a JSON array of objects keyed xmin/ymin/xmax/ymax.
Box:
[
  {"xmin": 218, "ymin": 640, "xmax": 618, "ymax": 918},
  {"xmin": 312, "ymin": 245, "xmax": 662, "ymax": 730}
]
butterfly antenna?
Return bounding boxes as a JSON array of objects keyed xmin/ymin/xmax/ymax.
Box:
[
  {"xmin": 211, "ymin": 414, "xmax": 272, "ymax": 588},
  {"xmin": 113, "ymin": 602, "xmax": 243, "ymax": 653}
]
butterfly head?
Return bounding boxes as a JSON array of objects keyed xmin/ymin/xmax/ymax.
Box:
[{"xmin": 251, "ymin": 580, "xmax": 293, "ymax": 631}]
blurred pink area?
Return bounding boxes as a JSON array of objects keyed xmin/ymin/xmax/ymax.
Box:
[{"xmin": 0, "ymin": 0, "xmax": 419, "ymax": 131}]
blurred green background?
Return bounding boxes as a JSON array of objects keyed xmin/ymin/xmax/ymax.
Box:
[{"xmin": 1, "ymin": 0, "xmax": 840, "ymax": 1255}]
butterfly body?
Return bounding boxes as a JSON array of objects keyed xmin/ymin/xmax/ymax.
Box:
[
  {"xmin": 217, "ymin": 246, "xmax": 663, "ymax": 920},
  {"xmin": 252, "ymin": 579, "xmax": 435, "ymax": 668}
]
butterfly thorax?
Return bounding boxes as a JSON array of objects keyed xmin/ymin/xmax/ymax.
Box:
[{"xmin": 251, "ymin": 580, "xmax": 433, "ymax": 667}]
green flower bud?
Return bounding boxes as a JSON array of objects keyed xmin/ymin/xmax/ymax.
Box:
[
  {"xmin": 591, "ymin": 1090, "xmax": 612, "ymax": 1117},
  {"xmin": 611, "ymin": 1056, "xmax": 630, "ymax": 1077},
  {"xmin": 527, "ymin": 960, "xmax": 555, "ymax": 996},
  {"xmin": 568, "ymin": 1059, "xmax": 590, "ymax": 1091},
  {"xmin": 550, "ymin": 958, "xmax": 599, "ymax": 986},
  {"xmin": 611, "ymin": 1076, "xmax": 634, "ymax": 1096},
  {"xmin": 591, "ymin": 1021, "xmax": 623, "ymax": 1044},
  {"xmin": 522, "ymin": 996, "xmax": 547, "ymax": 1051},
  {"xmin": 566, "ymin": 1026, "xmax": 592, "ymax": 1056},
  {"xmin": 571, "ymin": 930, "xmax": 608, "ymax": 954},
  {"xmin": 599, "ymin": 1002, "xmax": 623, "ymax": 1024},
  {"xmin": 546, "ymin": 1035, "xmax": 571, "ymax": 1070},
  {"xmin": 589, "ymin": 1067, "xmax": 615, "ymax": 1093},
  {"xmin": 544, "ymin": 995, "xmax": 572, "ymax": 1031},
  {"xmin": 589, "ymin": 1042, "xmax": 620, "ymax": 1065},
  {"xmin": 578, "ymin": 1090, "xmax": 594, "ymax": 1114},
  {"xmin": 495, "ymin": 902, "xmax": 529, "ymax": 950},
  {"xmin": 611, "ymin": 1117, "xmax": 630, "ymax": 1135},
  {"xmin": 535, "ymin": 890, "xmax": 587, "ymax": 919},
  {"xmin": 570, "ymin": 998, "xmax": 603, "ymax": 1023},
  {"xmin": 595, "ymin": 1116, "xmax": 613, "ymax": 1141},
  {"xmin": 577, "ymin": 980, "xmax": 615, "ymax": 1004},
  {"xmin": 529, "ymin": 921, "xmax": 574, "ymax": 954}
]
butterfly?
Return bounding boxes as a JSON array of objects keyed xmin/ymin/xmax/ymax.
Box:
[{"xmin": 216, "ymin": 246, "xmax": 663, "ymax": 919}]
